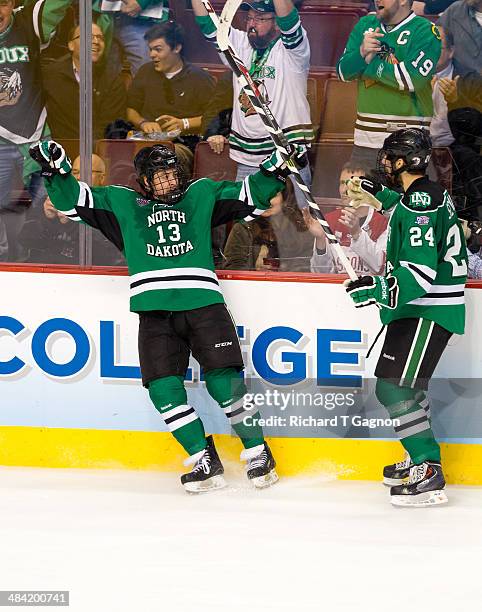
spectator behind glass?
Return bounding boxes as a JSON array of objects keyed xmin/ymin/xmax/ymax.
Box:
[
  {"xmin": 19, "ymin": 154, "xmax": 125, "ymax": 266},
  {"xmin": 126, "ymin": 20, "xmax": 216, "ymax": 175},
  {"xmin": 92, "ymin": 0, "xmax": 169, "ymax": 77},
  {"xmin": 412, "ymin": 0, "xmax": 457, "ymax": 14},
  {"xmin": 223, "ymin": 180, "xmax": 313, "ymax": 272},
  {"xmin": 438, "ymin": 0, "xmax": 482, "ymax": 72},
  {"xmin": 430, "ymin": 27, "xmax": 457, "ymax": 146},
  {"xmin": 0, "ymin": 0, "xmax": 72, "ymax": 262},
  {"xmin": 337, "ymin": 0, "xmax": 441, "ymax": 172},
  {"xmin": 464, "ymin": 219, "xmax": 482, "ymax": 278},
  {"xmin": 202, "ymin": 70, "xmax": 234, "ymax": 154},
  {"xmin": 192, "ymin": 0, "xmax": 313, "ymax": 208},
  {"xmin": 42, "ymin": 22, "xmax": 127, "ymax": 141},
  {"xmin": 302, "ymin": 163, "xmax": 388, "ymax": 275}
]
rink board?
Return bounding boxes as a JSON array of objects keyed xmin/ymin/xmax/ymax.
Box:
[{"xmin": 0, "ymin": 267, "xmax": 482, "ymax": 483}]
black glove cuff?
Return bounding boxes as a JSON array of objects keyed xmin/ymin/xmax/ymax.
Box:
[{"xmin": 259, "ymin": 165, "xmax": 287, "ymax": 183}]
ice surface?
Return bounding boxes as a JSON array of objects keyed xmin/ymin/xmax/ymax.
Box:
[{"xmin": 0, "ymin": 465, "xmax": 480, "ymax": 612}]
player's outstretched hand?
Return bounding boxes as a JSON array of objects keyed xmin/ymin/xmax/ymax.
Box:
[
  {"xmin": 29, "ymin": 140, "xmax": 72, "ymax": 177},
  {"xmin": 344, "ymin": 275, "xmax": 398, "ymax": 309},
  {"xmin": 260, "ymin": 145, "xmax": 307, "ymax": 181},
  {"xmin": 347, "ymin": 177, "xmax": 383, "ymax": 210}
]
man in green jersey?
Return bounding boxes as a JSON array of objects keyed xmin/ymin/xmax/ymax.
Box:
[
  {"xmin": 344, "ymin": 128, "xmax": 467, "ymax": 507},
  {"xmin": 29, "ymin": 139, "xmax": 297, "ymax": 493},
  {"xmin": 337, "ymin": 0, "xmax": 442, "ymax": 171}
]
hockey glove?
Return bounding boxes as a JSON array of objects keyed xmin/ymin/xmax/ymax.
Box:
[
  {"xmin": 344, "ymin": 275, "xmax": 399, "ymax": 309},
  {"xmin": 346, "ymin": 177, "xmax": 384, "ymax": 211},
  {"xmin": 260, "ymin": 144, "xmax": 307, "ymax": 182},
  {"xmin": 29, "ymin": 140, "xmax": 72, "ymax": 177}
]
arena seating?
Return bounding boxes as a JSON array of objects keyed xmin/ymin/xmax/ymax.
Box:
[
  {"xmin": 193, "ymin": 141, "xmax": 237, "ymax": 182},
  {"xmin": 318, "ymin": 78, "xmax": 357, "ymax": 141}
]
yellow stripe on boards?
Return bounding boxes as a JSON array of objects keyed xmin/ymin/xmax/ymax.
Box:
[{"xmin": 0, "ymin": 426, "xmax": 480, "ymax": 485}]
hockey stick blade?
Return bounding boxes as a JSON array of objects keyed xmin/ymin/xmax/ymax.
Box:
[{"xmin": 216, "ymin": 0, "xmax": 240, "ymax": 50}]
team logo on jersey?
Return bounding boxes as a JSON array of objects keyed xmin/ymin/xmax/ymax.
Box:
[
  {"xmin": 431, "ymin": 24, "xmax": 441, "ymax": 40},
  {"xmin": 0, "ymin": 46, "xmax": 30, "ymax": 64},
  {"xmin": 239, "ymin": 79, "xmax": 270, "ymax": 117},
  {"xmin": 409, "ymin": 192, "xmax": 432, "ymax": 208},
  {"xmin": 251, "ymin": 65, "xmax": 276, "ymax": 80},
  {"xmin": 136, "ymin": 197, "xmax": 150, "ymax": 207},
  {"xmin": 416, "ymin": 215, "xmax": 430, "ymax": 225},
  {"xmin": 377, "ymin": 42, "xmax": 399, "ymax": 65},
  {"xmin": 363, "ymin": 42, "xmax": 399, "ymax": 87},
  {"xmin": 0, "ymin": 68, "xmax": 22, "ymax": 107}
]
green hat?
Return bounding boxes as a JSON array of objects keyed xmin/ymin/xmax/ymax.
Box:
[{"xmin": 241, "ymin": 0, "xmax": 275, "ymax": 13}]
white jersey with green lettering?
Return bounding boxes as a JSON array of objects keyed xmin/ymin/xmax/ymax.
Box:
[{"xmin": 196, "ymin": 8, "xmax": 313, "ymax": 166}]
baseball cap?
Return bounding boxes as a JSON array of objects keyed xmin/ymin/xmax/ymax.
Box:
[{"xmin": 241, "ymin": 0, "xmax": 275, "ymax": 12}]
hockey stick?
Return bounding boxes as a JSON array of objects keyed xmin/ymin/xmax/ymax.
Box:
[{"xmin": 200, "ymin": 0, "xmax": 358, "ymax": 281}]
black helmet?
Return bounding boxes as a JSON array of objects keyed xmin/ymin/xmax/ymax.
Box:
[
  {"xmin": 134, "ymin": 144, "xmax": 186, "ymax": 205},
  {"xmin": 377, "ymin": 128, "xmax": 432, "ymax": 185}
]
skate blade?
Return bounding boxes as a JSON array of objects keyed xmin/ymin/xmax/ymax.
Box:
[
  {"xmin": 383, "ymin": 476, "xmax": 408, "ymax": 487},
  {"xmin": 391, "ymin": 489, "xmax": 448, "ymax": 507},
  {"xmin": 250, "ymin": 469, "xmax": 279, "ymax": 489},
  {"xmin": 183, "ymin": 475, "xmax": 227, "ymax": 494}
]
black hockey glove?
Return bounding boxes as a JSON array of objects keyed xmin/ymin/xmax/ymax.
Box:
[
  {"xmin": 344, "ymin": 275, "xmax": 398, "ymax": 309},
  {"xmin": 29, "ymin": 140, "xmax": 72, "ymax": 177}
]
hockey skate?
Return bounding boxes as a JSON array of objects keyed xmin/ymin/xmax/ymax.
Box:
[
  {"xmin": 241, "ymin": 442, "xmax": 279, "ymax": 489},
  {"xmin": 390, "ymin": 461, "xmax": 448, "ymax": 507},
  {"xmin": 383, "ymin": 452, "xmax": 413, "ymax": 486},
  {"xmin": 181, "ymin": 435, "xmax": 227, "ymax": 494}
]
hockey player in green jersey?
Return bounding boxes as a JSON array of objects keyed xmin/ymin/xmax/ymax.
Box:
[
  {"xmin": 344, "ymin": 128, "xmax": 467, "ymax": 507},
  {"xmin": 337, "ymin": 0, "xmax": 442, "ymax": 167},
  {"xmin": 29, "ymin": 139, "xmax": 298, "ymax": 493}
]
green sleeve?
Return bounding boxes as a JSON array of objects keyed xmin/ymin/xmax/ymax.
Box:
[
  {"xmin": 363, "ymin": 25, "xmax": 441, "ymax": 94},
  {"xmin": 39, "ymin": 0, "xmax": 73, "ymax": 45},
  {"xmin": 45, "ymin": 174, "xmax": 125, "ymax": 250},
  {"xmin": 336, "ymin": 19, "xmax": 368, "ymax": 82},
  {"xmin": 209, "ymin": 172, "xmax": 285, "ymax": 226},
  {"xmin": 376, "ymin": 186, "xmax": 403, "ymax": 211},
  {"xmin": 44, "ymin": 173, "xmax": 113, "ymax": 219},
  {"xmin": 389, "ymin": 205, "xmax": 439, "ymax": 305},
  {"xmin": 195, "ymin": 14, "xmax": 217, "ymax": 37}
]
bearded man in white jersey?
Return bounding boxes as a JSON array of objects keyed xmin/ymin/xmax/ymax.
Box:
[{"xmin": 192, "ymin": 0, "xmax": 314, "ymax": 207}]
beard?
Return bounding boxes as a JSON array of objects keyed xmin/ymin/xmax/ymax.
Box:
[{"xmin": 248, "ymin": 28, "xmax": 275, "ymax": 50}]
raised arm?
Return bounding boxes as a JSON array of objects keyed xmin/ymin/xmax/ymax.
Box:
[
  {"xmin": 29, "ymin": 141, "xmax": 125, "ymax": 252},
  {"xmin": 191, "ymin": 0, "xmax": 208, "ymax": 17},
  {"xmin": 210, "ymin": 149, "xmax": 292, "ymax": 227}
]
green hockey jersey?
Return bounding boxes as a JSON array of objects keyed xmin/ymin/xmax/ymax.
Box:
[
  {"xmin": 44, "ymin": 171, "xmax": 284, "ymax": 312},
  {"xmin": 337, "ymin": 12, "xmax": 442, "ymax": 148},
  {"xmin": 375, "ymin": 176, "xmax": 467, "ymax": 335}
]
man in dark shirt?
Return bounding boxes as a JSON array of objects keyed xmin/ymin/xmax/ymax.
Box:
[
  {"xmin": 42, "ymin": 22, "xmax": 126, "ymax": 140},
  {"xmin": 0, "ymin": 0, "xmax": 72, "ymax": 261},
  {"xmin": 126, "ymin": 20, "xmax": 215, "ymax": 173}
]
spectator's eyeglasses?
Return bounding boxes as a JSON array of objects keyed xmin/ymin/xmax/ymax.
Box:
[
  {"xmin": 71, "ymin": 34, "xmax": 105, "ymax": 42},
  {"xmin": 245, "ymin": 15, "xmax": 275, "ymax": 24}
]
